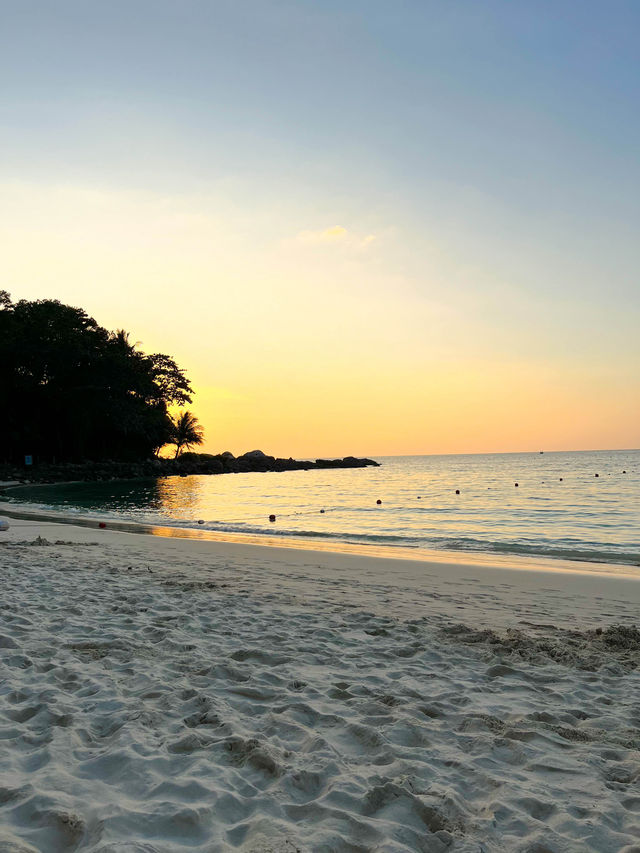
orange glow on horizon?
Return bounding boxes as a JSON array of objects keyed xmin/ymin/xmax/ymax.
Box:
[{"xmin": 1, "ymin": 182, "xmax": 638, "ymax": 459}]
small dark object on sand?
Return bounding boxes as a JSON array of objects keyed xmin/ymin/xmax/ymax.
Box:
[{"xmin": 601, "ymin": 624, "xmax": 640, "ymax": 649}]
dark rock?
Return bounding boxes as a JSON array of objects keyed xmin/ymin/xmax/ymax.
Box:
[
  {"xmin": 0, "ymin": 452, "xmax": 379, "ymax": 485},
  {"xmin": 315, "ymin": 457, "xmax": 379, "ymax": 469}
]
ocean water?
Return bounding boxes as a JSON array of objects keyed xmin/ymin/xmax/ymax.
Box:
[{"xmin": 4, "ymin": 450, "xmax": 639, "ymax": 569}]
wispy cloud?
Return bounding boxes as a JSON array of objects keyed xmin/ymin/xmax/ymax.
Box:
[{"xmin": 295, "ymin": 226, "xmax": 376, "ymax": 249}]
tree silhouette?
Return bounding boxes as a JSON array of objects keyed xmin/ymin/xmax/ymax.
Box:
[
  {"xmin": 171, "ymin": 411, "xmax": 205, "ymax": 458},
  {"xmin": 0, "ymin": 293, "xmax": 195, "ymax": 464}
]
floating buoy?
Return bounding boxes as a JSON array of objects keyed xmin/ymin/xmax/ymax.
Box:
[
  {"xmin": 0, "ymin": 519, "xmax": 9, "ymax": 531},
  {"xmin": 320, "ymin": 509, "xmax": 325, "ymax": 513},
  {"xmin": 197, "ymin": 519, "xmax": 204, "ymax": 525},
  {"xmin": 559, "ymin": 478, "xmax": 563, "ymax": 481},
  {"xmin": 376, "ymin": 499, "xmax": 382, "ymax": 505},
  {"xmin": 417, "ymin": 496, "xmax": 421, "ymax": 499},
  {"xmin": 98, "ymin": 522, "xmax": 106, "ymax": 529},
  {"xmin": 269, "ymin": 514, "xmax": 276, "ymax": 522},
  {"xmin": 455, "ymin": 489, "xmax": 460, "ymax": 495},
  {"xmin": 595, "ymin": 473, "xmax": 599, "ymax": 478},
  {"xmin": 515, "ymin": 483, "xmax": 519, "ymax": 487},
  {"xmin": 623, "ymin": 470, "xmax": 627, "ymax": 474}
]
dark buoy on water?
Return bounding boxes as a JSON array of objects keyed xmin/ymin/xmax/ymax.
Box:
[
  {"xmin": 595, "ymin": 473, "xmax": 599, "ymax": 478},
  {"xmin": 198, "ymin": 519, "xmax": 204, "ymax": 525},
  {"xmin": 320, "ymin": 509, "xmax": 325, "ymax": 513},
  {"xmin": 515, "ymin": 483, "xmax": 519, "ymax": 487},
  {"xmin": 376, "ymin": 499, "xmax": 382, "ymax": 505},
  {"xmin": 623, "ymin": 470, "xmax": 627, "ymax": 474},
  {"xmin": 455, "ymin": 489, "xmax": 460, "ymax": 495},
  {"xmin": 559, "ymin": 477, "xmax": 563, "ymax": 481},
  {"xmin": 417, "ymin": 496, "xmax": 421, "ymax": 500},
  {"xmin": 269, "ymin": 514, "xmax": 276, "ymax": 523}
]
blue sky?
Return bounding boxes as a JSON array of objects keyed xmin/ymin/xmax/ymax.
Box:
[{"xmin": 1, "ymin": 1, "xmax": 638, "ymax": 453}]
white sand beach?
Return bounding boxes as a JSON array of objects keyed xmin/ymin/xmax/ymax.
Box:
[{"xmin": 1, "ymin": 514, "xmax": 639, "ymax": 853}]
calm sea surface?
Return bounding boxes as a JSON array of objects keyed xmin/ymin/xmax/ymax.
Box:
[{"xmin": 5, "ymin": 450, "xmax": 639, "ymax": 570}]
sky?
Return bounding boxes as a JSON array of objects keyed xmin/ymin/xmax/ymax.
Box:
[{"xmin": 1, "ymin": 0, "xmax": 638, "ymax": 457}]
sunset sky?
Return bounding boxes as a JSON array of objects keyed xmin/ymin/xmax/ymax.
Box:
[{"xmin": 1, "ymin": 1, "xmax": 638, "ymax": 457}]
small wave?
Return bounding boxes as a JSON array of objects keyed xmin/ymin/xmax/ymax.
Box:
[
  {"xmin": 433, "ymin": 535, "xmax": 640, "ymax": 567},
  {"xmin": 4, "ymin": 457, "xmax": 639, "ymax": 570}
]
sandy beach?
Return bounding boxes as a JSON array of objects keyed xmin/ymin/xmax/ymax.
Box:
[{"xmin": 1, "ymin": 514, "xmax": 639, "ymax": 853}]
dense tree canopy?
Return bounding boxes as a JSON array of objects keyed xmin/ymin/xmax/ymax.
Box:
[{"xmin": 0, "ymin": 293, "xmax": 197, "ymax": 464}]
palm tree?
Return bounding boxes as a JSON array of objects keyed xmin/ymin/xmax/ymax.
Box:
[{"xmin": 171, "ymin": 411, "xmax": 205, "ymax": 458}]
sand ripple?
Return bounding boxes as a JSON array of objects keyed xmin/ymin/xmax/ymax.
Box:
[{"xmin": 0, "ymin": 538, "xmax": 639, "ymax": 851}]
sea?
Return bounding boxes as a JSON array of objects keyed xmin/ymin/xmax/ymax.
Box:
[{"xmin": 3, "ymin": 450, "xmax": 639, "ymax": 572}]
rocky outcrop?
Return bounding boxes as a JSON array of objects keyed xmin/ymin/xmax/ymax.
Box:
[
  {"xmin": 315, "ymin": 456, "xmax": 379, "ymax": 469},
  {"xmin": 240, "ymin": 450, "xmax": 269, "ymax": 460},
  {"xmin": 0, "ymin": 453, "xmax": 379, "ymax": 486},
  {"xmin": 175, "ymin": 452, "xmax": 379, "ymax": 475}
]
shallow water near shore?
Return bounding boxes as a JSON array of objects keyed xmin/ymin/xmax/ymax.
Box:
[{"xmin": 4, "ymin": 449, "xmax": 639, "ymax": 569}]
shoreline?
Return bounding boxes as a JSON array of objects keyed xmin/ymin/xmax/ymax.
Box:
[
  {"xmin": 2, "ymin": 499, "xmax": 639, "ymax": 581},
  {"xmin": 0, "ymin": 453, "xmax": 380, "ymax": 487},
  {"xmin": 2, "ymin": 511, "xmax": 640, "ymax": 624}
]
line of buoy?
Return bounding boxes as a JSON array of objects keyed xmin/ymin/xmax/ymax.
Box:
[{"xmin": 164, "ymin": 467, "xmax": 638, "ymax": 529}]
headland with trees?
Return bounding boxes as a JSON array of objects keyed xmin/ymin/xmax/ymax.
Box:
[{"xmin": 0, "ymin": 293, "xmax": 377, "ymax": 483}]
